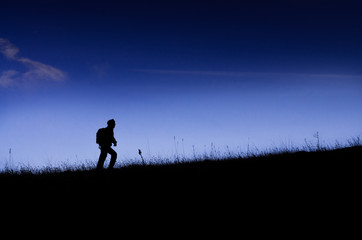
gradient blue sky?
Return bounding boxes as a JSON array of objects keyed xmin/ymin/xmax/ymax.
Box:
[{"xmin": 1, "ymin": 0, "xmax": 362, "ymax": 168}]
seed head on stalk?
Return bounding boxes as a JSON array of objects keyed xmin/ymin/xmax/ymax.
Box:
[{"xmin": 138, "ymin": 149, "xmax": 145, "ymax": 165}]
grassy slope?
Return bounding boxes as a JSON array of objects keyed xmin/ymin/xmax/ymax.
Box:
[
  {"xmin": 2, "ymin": 146, "xmax": 360, "ymax": 232},
  {"xmin": 2, "ymin": 146, "xmax": 360, "ymax": 194}
]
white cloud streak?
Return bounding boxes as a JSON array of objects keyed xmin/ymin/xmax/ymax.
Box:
[
  {"xmin": 19, "ymin": 57, "xmax": 66, "ymax": 82},
  {"xmin": 0, "ymin": 38, "xmax": 66, "ymax": 88},
  {"xmin": 0, "ymin": 70, "xmax": 19, "ymax": 88},
  {"xmin": 0, "ymin": 38, "xmax": 19, "ymax": 59},
  {"xmin": 135, "ymin": 69, "xmax": 362, "ymax": 79}
]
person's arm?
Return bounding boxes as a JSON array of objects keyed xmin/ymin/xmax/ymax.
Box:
[{"xmin": 112, "ymin": 131, "xmax": 117, "ymax": 146}]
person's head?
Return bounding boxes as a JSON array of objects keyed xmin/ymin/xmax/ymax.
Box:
[{"xmin": 107, "ymin": 119, "xmax": 116, "ymax": 128}]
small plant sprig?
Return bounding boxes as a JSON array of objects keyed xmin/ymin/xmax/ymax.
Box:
[
  {"xmin": 138, "ymin": 149, "xmax": 145, "ymax": 165},
  {"xmin": 313, "ymin": 131, "xmax": 320, "ymax": 151}
]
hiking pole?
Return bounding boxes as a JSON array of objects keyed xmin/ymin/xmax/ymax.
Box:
[{"xmin": 138, "ymin": 149, "xmax": 145, "ymax": 165}]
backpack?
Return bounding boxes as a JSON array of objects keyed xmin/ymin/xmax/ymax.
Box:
[{"xmin": 96, "ymin": 128, "xmax": 106, "ymax": 145}]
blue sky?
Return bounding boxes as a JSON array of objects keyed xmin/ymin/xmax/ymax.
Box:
[{"xmin": 1, "ymin": 0, "xmax": 362, "ymax": 168}]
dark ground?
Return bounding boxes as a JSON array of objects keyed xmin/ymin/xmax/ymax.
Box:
[
  {"xmin": 2, "ymin": 146, "xmax": 360, "ymax": 201},
  {"xmin": 1, "ymin": 146, "xmax": 360, "ymax": 235}
]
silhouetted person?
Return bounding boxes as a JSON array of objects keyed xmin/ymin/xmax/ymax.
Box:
[{"xmin": 96, "ymin": 119, "xmax": 117, "ymax": 170}]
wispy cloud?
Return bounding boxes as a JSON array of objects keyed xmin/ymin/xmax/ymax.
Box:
[
  {"xmin": 0, "ymin": 70, "xmax": 19, "ymax": 88},
  {"xmin": 0, "ymin": 38, "xmax": 66, "ymax": 88},
  {"xmin": 134, "ymin": 69, "xmax": 261, "ymax": 77},
  {"xmin": 0, "ymin": 38, "xmax": 19, "ymax": 60},
  {"xmin": 135, "ymin": 69, "xmax": 362, "ymax": 80},
  {"xmin": 19, "ymin": 57, "xmax": 66, "ymax": 82}
]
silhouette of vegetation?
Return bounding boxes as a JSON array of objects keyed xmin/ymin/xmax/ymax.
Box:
[
  {"xmin": 1, "ymin": 140, "xmax": 360, "ymax": 230},
  {"xmin": 1, "ymin": 143, "xmax": 361, "ymax": 194}
]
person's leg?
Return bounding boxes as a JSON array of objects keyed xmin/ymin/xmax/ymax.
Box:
[
  {"xmin": 97, "ymin": 147, "xmax": 108, "ymax": 170},
  {"xmin": 108, "ymin": 148, "xmax": 117, "ymax": 169}
]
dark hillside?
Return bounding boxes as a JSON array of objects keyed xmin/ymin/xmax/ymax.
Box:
[
  {"xmin": 2, "ymin": 146, "xmax": 360, "ymax": 232},
  {"xmin": 2, "ymin": 146, "xmax": 360, "ymax": 196}
]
